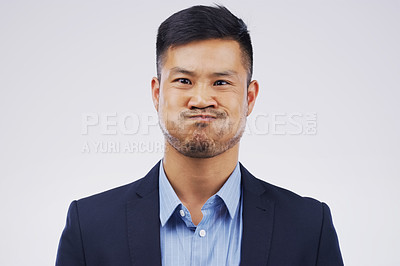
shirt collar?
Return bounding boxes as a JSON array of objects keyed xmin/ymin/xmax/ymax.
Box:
[
  {"xmin": 159, "ymin": 160, "xmax": 241, "ymax": 226},
  {"xmin": 215, "ymin": 162, "xmax": 241, "ymax": 219},
  {"xmin": 159, "ymin": 161, "xmax": 182, "ymax": 227}
]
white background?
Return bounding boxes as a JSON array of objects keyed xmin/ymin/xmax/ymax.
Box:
[{"xmin": 1, "ymin": 0, "xmax": 399, "ymax": 265}]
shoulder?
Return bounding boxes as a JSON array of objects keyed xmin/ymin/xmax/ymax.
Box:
[
  {"xmin": 74, "ymin": 161, "xmax": 160, "ymax": 213},
  {"xmin": 260, "ymin": 177, "xmax": 321, "ymax": 208},
  {"xmin": 240, "ymin": 166, "xmax": 343, "ymax": 264},
  {"xmin": 240, "ymin": 163, "xmax": 325, "ymax": 220}
]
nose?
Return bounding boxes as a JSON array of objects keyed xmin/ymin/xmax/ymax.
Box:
[{"xmin": 187, "ymin": 83, "xmax": 218, "ymax": 109}]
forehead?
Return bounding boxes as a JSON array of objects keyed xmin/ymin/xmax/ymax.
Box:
[{"xmin": 162, "ymin": 39, "xmax": 247, "ymax": 75}]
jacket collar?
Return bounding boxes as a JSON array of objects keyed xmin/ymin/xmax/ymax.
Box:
[
  {"xmin": 126, "ymin": 161, "xmax": 274, "ymax": 266},
  {"xmin": 126, "ymin": 162, "xmax": 162, "ymax": 266},
  {"xmin": 239, "ymin": 163, "xmax": 275, "ymax": 265}
]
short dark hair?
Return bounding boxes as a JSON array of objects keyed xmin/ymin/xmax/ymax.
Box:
[{"xmin": 156, "ymin": 5, "xmax": 253, "ymax": 85}]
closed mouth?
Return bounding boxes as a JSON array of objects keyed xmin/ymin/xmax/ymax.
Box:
[{"xmin": 188, "ymin": 114, "xmax": 217, "ymax": 120}]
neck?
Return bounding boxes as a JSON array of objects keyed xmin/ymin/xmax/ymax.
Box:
[{"xmin": 162, "ymin": 141, "xmax": 239, "ymax": 207}]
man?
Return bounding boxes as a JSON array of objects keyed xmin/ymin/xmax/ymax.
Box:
[{"xmin": 56, "ymin": 5, "xmax": 343, "ymax": 266}]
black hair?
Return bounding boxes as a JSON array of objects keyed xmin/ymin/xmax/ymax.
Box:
[{"xmin": 156, "ymin": 5, "xmax": 253, "ymax": 85}]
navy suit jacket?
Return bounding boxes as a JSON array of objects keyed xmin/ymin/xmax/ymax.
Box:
[{"xmin": 56, "ymin": 162, "xmax": 343, "ymax": 266}]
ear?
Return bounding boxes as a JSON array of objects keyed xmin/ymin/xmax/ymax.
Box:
[
  {"xmin": 246, "ymin": 80, "xmax": 259, "ymax": 116},
  {"xmin": 151, "ymin": 77, "xmax": 160, "ymax": 112}
]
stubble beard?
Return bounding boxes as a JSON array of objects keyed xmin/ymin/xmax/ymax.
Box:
[{"xmin": 159, "ymin": 108, "xmax": 248, "ymax": 158}]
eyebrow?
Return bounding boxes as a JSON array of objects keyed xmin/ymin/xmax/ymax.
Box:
[
  {"xmin": 169, "ymin": 67, "xmax": 238, "ymax": 78},
  {"xmin": 169, "ymin": 67, "xmax": 196, "ymax": 76},
  {"xmin": 210, "ymin": 70, "xmax": 238, "ymax": 78}
]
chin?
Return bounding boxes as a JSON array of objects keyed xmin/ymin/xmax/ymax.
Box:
[
  {"xmin": 168, "ymin": 133, "xmax": 238, "ymax": 158},
  {"xmin": 160, "ymin": 117, "xmax": 246, "ymax": 158}
]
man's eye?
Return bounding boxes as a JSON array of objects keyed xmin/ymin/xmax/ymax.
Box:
[
  {"xmin": 175, "ymin": 78, "xmax": 191, "ymax": 85},
  {"xmin": 214, "ymin": 80, "xmax": 229, "ymax": 86}
]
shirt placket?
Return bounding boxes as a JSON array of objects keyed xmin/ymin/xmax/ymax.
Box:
[{"xmin": 190, "ymin": 207, "xmax": 212, "ymax": 266}]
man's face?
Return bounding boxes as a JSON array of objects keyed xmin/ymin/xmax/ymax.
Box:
[{"xmin": 152, "ymin": 39, "xmax": 258, "ymax": 158}]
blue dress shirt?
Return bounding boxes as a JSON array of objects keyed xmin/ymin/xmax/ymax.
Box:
[{"xmin": 159, "ymin": 161, "xmax": 243, "ymax": 266}]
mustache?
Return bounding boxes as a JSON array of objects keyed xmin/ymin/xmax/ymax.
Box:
[{"xmin": 180, "ymin": 108, "xmax": 227, "ymax": 119}]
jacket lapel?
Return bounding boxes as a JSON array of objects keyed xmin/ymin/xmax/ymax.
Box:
[
  {"xmin": 126, "ymin": 162, "xmax": 162, "ymax": 266},
  {"xmin": 125, "ymin": 162, "xmax": 274, "ymax": 266},
  {"xmin": 240, "ymin": 164, "xmax": 275, "ymax": 266}
]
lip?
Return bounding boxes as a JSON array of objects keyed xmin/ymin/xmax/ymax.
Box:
[{"xmin": 188, "ymin": 114, "xmax": 217, "ymax": 121}]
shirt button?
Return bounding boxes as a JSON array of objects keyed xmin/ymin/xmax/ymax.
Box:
[
  {"xmin": 199, "ymin": 229, "xmax": 206, "ymax": 237},
  {"xmin": 179, "ymin": 210, "xmax": 185, "ymax": 217}
]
